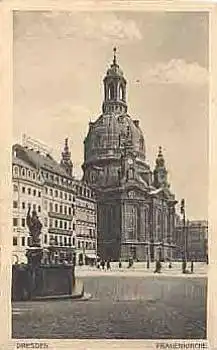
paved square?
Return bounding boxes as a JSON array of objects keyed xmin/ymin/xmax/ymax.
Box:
[{"xmin": 12, "ymin": 274, "xmax": 207, "ymax": 339}]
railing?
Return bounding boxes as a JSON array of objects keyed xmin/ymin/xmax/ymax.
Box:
[{"xmin": 48, "ymin": 211, "xmax": 74, "ymax": 221}]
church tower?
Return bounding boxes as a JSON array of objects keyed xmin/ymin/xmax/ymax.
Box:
[
  {"xmin": 102, "ymin": 47, "xmax": 127, "ymax": 115},
  {"xmin": 82, "ymin": 49, "xmax": 177, "ymax": 262},
  {"xmin": 153, "ymin": 147, "xmax": 169, "ymax": 189},
  {"xmin": 60, "ymin": 138, "xmax": 73, "ymax": 177}
]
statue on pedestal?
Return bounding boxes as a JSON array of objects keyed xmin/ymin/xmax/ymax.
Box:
[
  {"xmin": 26, "ymin": 207, "xmax": 42, "ymax": 247},
  {"xmin": 26, "ymin": 207, "xmax": 43, "ymax": 267}
]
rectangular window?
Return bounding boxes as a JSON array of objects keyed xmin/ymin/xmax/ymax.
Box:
[
  {"xmin": 60, "ymin": 205, "xmax": 63, "ymax": 214},
  {"xmin": 69, "ymin": 194, "xmax": 72, "ymax": 201},
  {"xmin": 44, "ymin": 234, "xmax": 47, "ymax": 244},
  {"xmin": 55, "ymin": 203, "xmax": 58, "ymax": 212},
  {"xmin": 28, "ymin": 188, "xmax": 31, "ymax": 195},
  {"xmin": 38, "ymin": 191, "xmax": 41, "ymax": 197},
  {"xmin": 73, "ymin": 223, "xmax": 75, "ymax": 231},
  {"xmin": 13, "ymin": 218, "xmax": 18, "ymax": 227},
  {"xmin": 60, "ymin": 220, "xmax": 63, "ymax": 229},
  {"xmin": 22, "ymin": 186, "xmax": 25, "ymax": 193},
  {"xmin": 68, "ymin": 207, "xmax": 71, "ymax": 215},
  {"xmin": 55, "ymin": 220, "xmax": 58, "ymax": 228},
  {"xmin": 64, "ymin": 222, "xmax": 67, "ymax": 230},
  {"xmin": 13, "ymin": 237, "xmax": 18, "ymax": 246},
  {"xmin": 38, "ymin": 205, "xmax": 41, "ymax": 213},
  {"xmin": 68, "ymin": 237, "xmax": 71, "ymax": 245},
  {"xmin": 21, "ymin": 218, "xmax": 25, "ymax": 227},
  {"xmin": 55, "ymin": 190, "xmax": 58, "ymax": 198},
  {"xmin": 21, "ymin": 237, "xmax": 25, "ymax": 246},
  {"xmin": 78, "ymin": 240, "xmax": 80, "ymax": 248},
  {"xmin": 22, "ymin": 202, "xmax": 25, "ymax": 209},
  {"xmin": 64, "ymin": 237, "xmax": 67, "ymax": 246},
  {"xmin": 72, "ymin": 237, "xmax": 75, "ymax": 246},
  {"xmin": 33, "ymin": 189, "xmax": 36, "ymax": 196},
  {"xmin": 85, "ymin": 242, "xmax": 88, "ymax": 249},
  {"xmin": 49, "ymin": 189, "xmax": 53, "ymax": 196},
  {"xmin": 64, "ymin": 193, "xmax": 67, "ymax": 200},
  {"xmin": 45, "ymin": 187, "xmax": 48, "ymax": 194},
  {"xmin": 64, "ymin": 206, "xmax": 67, "ymax": 215},
  {"xmin": 13, "ymin": 201, "xmax": 18, "ymax": 209},
  {"xmin": 60, "ymin": 191, "xmax": 63, "ymax": 199},
  {"xmin": 27, "ymin": 237, "xmax": 31, "ymax": 246}
]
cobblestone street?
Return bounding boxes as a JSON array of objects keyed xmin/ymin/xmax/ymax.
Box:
[{"xmin": 12, "ymin": 272, "xmax": 207, "ymax": 339}]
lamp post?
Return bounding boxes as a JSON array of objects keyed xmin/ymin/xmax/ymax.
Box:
[
  {"xmin": 180, "ymin": 199, "xmax": 186, "ymax": 260},
  {"xmin": 180, "ymin": 198, "xmax": 189, "ymax": 275}
]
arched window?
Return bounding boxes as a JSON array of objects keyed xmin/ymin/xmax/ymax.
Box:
[
  {"xmin": 108, "ymin": 83, "xmax": 115, "ymax": 100},
  {"xmin": 139, "ymin": 137, "xmax": 144, "ymax": 151},
  {"xmin": 13, "ymin": 166, "xmax": 19, "ymax": 177},
  {"xmin": 119, "ymin": 84, "xmax": 124, "ymax": 100},
  {"xmin": 21, "ymin": 168, "xmax": 26, "ymax": 177}
]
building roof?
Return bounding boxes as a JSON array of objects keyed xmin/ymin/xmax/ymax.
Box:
[
  {"xmin": 13, "ymin": 155, "xmax": 35, "ymax": 169},
  {"xmin": 13, "ymin": 144, "xmax": 71, "ymax": 178}
]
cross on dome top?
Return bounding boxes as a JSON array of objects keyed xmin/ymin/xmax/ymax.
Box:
[{"xmin": 113, "ymin": 47, "xmax": 117, "ymax": 65}]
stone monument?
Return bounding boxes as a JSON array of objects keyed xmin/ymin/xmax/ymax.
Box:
[
  {"xmin": 12, "ymin": 207, "xmax": 78, "ymax": 301},
  {"xmin": 26, "ymin": 207, "xmax": 43, "ymax": 267}
]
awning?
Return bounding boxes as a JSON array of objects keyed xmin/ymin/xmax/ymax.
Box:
[{"xmin": 85, "ymin": 254, "xmax": 97, "ymax": 259}]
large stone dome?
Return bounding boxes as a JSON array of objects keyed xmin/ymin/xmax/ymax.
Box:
[
  {"xmin": 82, "ymin": 49, "xmax": 151, "ymax": 189},
  {"xmin": 84, "ymin": 113, "xmax": 146, "ymax": 165}
]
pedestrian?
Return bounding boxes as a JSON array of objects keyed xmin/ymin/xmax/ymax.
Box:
[
  {"xmin": 101, "ymin": 260, "xmax": 105, "ymax": 270},
  {"xmin": 146, "ymin": 258, "xmax": 150, "ymax": 269},
  {"xmin": 128, "ymin": 257, "xmax": 133, "ymax": 268},
  {"xmin": 119, "ymin": 260, "xmax": 122, "ymax": 269},
  {"xmin": 154, "ymin": 260, "xmax": 161, "ymax": 273},
  {"xmin": 106, "ymin": 259, "xmax": 111, "ymax": 270},
  {"xmin": 182, "ymin": 259, "xmax": 187, "ymax": 274},
  {"xmin": 191, "ymin": 260, "xmax": 194, "ymax": 273}
]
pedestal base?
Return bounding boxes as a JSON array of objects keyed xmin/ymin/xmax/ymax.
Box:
[
  {"xmin": 26, "ymin": 247, "xmax": 43, "ymax": 267},
  {"xmin": 12, "ymin": 264, "xmax": 75, "ymax": 301}
]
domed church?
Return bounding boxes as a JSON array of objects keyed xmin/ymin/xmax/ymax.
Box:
[{"xmin": 82, "ymin": 48, "xmax": 177, "ymax": 262}]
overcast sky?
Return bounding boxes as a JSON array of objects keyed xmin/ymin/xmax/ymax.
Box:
[{"xmin": 13, "ymin": 11, "xmax": 209, "ymax": 220}]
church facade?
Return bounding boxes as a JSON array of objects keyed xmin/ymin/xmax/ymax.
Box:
[{"xmin": 82, "ymin": 49, "xmax": 177, "ymax": 262}]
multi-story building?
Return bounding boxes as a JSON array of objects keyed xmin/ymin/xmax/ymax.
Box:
[
  {"xmin": 73, "ymin": 180, "xmax": 97, "ymax": 265},
  {"xmin": 174, "ymin": 219, "xmax": 208, "ymax": 261},
  {"xmin": 12, "ymin": 137, "xmax": 76, "ymax": 264},
  {"xmin": 12, "ymin": 149, "xmax": 43, "ymax": 263},
  {"xmin": 82, "ymin": 49, "xmax": 177, "ymax": 262}
]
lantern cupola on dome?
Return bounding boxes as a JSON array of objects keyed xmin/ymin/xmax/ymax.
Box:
[{"xmin": 102, "ymin": 47, "xmax": 127, "ymax": 115}]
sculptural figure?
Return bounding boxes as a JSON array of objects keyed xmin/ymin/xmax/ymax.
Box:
[{"xmin": 26, "ymin": 207, "xmax": 42, "ymax": 247}]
